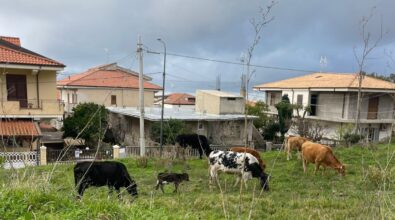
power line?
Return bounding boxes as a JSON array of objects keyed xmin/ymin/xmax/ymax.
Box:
[{"xmin": 146, "ymin": 49, "xmax": 319, "ymax": 73}]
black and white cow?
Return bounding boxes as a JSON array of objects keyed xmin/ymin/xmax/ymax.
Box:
[
  {"xmin": 208, "ymin": 150, "xmax": 269, "ymax": 191},
  {"xmin": 155, "ymin": 172, "xmax": 189, "ymax": 193},
  {"xmin": 74, "ymin": 161, "xmax": 138, "ymax": 199},
  {"xmin": 175, "ymin": 134, "xmax": 212, "ymax": 159}
]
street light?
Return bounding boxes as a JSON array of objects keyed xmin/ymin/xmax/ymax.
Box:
[{"xmin": 157, "ymin": 38, "xmax": 166, "ymax": 157}]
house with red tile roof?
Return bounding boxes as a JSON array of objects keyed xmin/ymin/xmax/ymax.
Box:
[
  {"xmin": 254, "ymin": 72, "xmax": 395, "ymax": 142},
  {"xmin": 0, "ymin": 36, "xmax": 65, "ymax": 151},
  {"xmin": 57, "ymin": 63, "xmax": 162, "ymax": 113},
  {"xmin": 156, "ymin": 93, "xmax": 195, "ymax": 109}
]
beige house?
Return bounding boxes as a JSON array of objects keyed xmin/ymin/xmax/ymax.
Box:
[
  {"xmin": 0, "ymin": 36, "xmax": 65, "ymax": 151},
  {"xmin": 57, "ymin": 63, "xmax": 162, "ymax": 113},
  {"xmin": 107, "ymin": 90, "xmax": 256, "ymax": 147},
  {"xmin": 254, "ymin": 73, "xmax": 395, "ymax": 142}
]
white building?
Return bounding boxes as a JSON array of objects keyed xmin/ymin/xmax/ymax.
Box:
[
  {"xmin": 107, "ymin": 90, "xmax": 256, "ymax": 146},
  {"xmin": 254, "ymin": 73, "xmax": 395, "ymax": 142}
]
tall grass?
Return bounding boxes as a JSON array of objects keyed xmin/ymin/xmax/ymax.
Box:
[{"xmin": 0, "ymin": 144, "xmax": 394, "ymax": 219}]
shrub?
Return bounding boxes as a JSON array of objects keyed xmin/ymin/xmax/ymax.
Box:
[
  {"xmin": 150, "ymin": 119, "xmax": 187, "ymax": 145},
  {"xmin": 262, "ymin": 121, "xmax": 280, "ymax": 141},
  {"xmin": 366, "ymin": 166, "xmax": 394, "ymax": 188},
  {"xmin": 343, "ymin": 133, "xmax": 362, "ymax": 147}
]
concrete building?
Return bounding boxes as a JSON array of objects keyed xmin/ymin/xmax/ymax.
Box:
[
  {"xmin": 107, "ymin": 90, "xmax": 256, "ymax": 147},
  {"xmin": 254, "ymin": 73, "xmax": 395, "ymax": 142},
  {"xmin": 0, "ymin": 36, "xmax": 65, "ymax": 151},
  {"xmin": 57, "ymin": 63, "xmax": 162, "ymax": 113},
  {"xmin": 196, "ymin": 90, "xmax": 244, "ymax": 115}
]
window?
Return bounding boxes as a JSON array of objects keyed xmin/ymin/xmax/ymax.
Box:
[
  {"xmin": 111, "ymin": 95, "xmax": 117, "ymax": 105},
  {"xmin": 297, "ymin": 95, "xmax": 303, "ymax": 106},
  {"xmin": 227, "ymin": 97, "xmax": 236, "ymax": 101},
  {"xmin": 198, "ymin": 121, "xmax": 204, "ymax": 130},
  {"xmin": 270, "ymin": 93, "xmax": 276, "ymax": 106},
  {"xmin": 72, "ymin": 93, "xmax": 78, "ymax": 104},
  {"xmin": 310, "ymin": 94, "xmax": 318, "ymax": 116},
  {"xmin": 6, "ymin": 74, "xmax": 27, "ymax": 108},
  {"xmin": 67, "ymin": 93, "xmax": 70, "ymax": 104}
]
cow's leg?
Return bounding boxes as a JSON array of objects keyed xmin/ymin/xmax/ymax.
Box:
[
  {"xmin": 155, "ymin": 180, "xmax": 161, "ymax": 190},
  {"xmin": 209, "ymin": 167, "xmax": 217, "ymax": 187},
  {"xmin": 198, "ymin": 148, "xmax": 203, "ymax": 159},
  {"xmin": 243, "ymin": 178, "xmax": 248, "ymax": 189},
  {"xmin": 303, "ymin": 159, "xmax": 308, "ymax": 173},
  {"xmin": 108, "ymin": 185, "xmax": 114, "ymax": 199},
  {"xmin": 297, "ymin": 151, "xmax": 301, "ymax": 160},
  {"xmin": 174, "ymin": 182, "xmax": 179, "ymax": 193},
  {"xmin": 160, "ymin": 184, "xmax": 165, "ymax": 193},
  {"xmin": 314, "ymin": 162, "xmax": 321, "ymax": 175},
  {"xmin": 77, "ymin": 182, "xmax": 88, "ymax": 199},
  {"xmin": 233, "ymin": 176, "xmax": 241, "ymax": 187},
  {"xmin": 115, "ymin": 186, "xmax": 121, "ymax": 199}
]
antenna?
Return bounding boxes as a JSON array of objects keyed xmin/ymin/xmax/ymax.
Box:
[
  {"xmin": 320, "ymin": 56, "xmax": 327, "ymax": 72},
  {"xmin": 215, "ymin": 74, "xmax": 221, "ymax": 91}
]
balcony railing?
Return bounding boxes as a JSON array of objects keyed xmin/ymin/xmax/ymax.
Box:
[{"xmin": 0, "ymin": 99, "xmax": 64, "ymax": 116}]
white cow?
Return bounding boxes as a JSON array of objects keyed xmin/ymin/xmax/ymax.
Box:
[{"xmin": 208, "ymin": 150, "xmax": 269, "ymax": 191}]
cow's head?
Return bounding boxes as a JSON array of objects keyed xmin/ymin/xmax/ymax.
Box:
[
  {"xmin": 127, "ymin": 181, "xmax": 138, "ymax": 198},
  {"xmin": 182, "ymin": 173, "xmax": 190, "ymax": 181},
  {"xmin": 259, "ymin": 172, "xmax": 270, "ymax": 191},
  {"xmin": 336, "ymin": 165, "xmax": 346, "ymax": 176}
]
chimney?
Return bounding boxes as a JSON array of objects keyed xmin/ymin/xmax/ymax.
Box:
[{"xmin": 0, "ymin": 36, "xmax": 21, "ymax": 46}]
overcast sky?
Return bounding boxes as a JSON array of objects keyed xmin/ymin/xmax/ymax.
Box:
[{"xmin": 1, "ymin": 0, "xmax": 395, "ymax": 97}]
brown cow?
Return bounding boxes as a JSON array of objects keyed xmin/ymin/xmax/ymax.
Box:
[
  {"xmin": 301, "ymin": 142, "xmax": 346, "ymax": 176},
  {"xmin": 230, "ymin": 147, "xmax": 266, "ymax": 171},
  {"xmin": 286, "ymin": 136, "xmax": 309, "ymax": 160}
]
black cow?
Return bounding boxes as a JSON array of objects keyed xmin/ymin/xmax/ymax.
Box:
[
  {"xmin": 74, "ymin": 161, "xmax": 138, "ymax": 199},
  {"xmin": 175, "ymin": 134, "xmax": 212, "ymax": 159},
  {"xmin": 155, "ymin": 172, "xmax": 189, "ymax": 193}
]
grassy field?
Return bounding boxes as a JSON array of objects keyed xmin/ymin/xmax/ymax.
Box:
[{"xmin": 1, "ymin": 144, "xmax": 395, "ymax": 219}]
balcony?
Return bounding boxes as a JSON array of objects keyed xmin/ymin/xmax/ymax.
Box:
[{"xmin": 0, "ymin": 99, "xmax": 64, "ymax": 118}]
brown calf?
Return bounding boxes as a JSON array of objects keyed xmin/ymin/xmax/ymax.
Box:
[
  {"xmin": 230, "ymin": 147, "xmax": 266, "ymax": 171},
  {"xmin": 301, "ymin": 142, "xmax": 345, "ymax": 176},
  {"xmin": 286, "ymin": 136, "xmax": 309, "ymax": 160}
]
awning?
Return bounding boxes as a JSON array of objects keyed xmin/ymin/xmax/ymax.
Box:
[{"xmin": 0, "ymin": 120, "xmax": 41, "ymax": 137}]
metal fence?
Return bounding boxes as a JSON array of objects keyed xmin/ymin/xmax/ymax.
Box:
[
  {"xmin": 124, "ymin": 145, "xmax": 231, "ymax": 158},
  {"xmin": 0, "ymin": 151, "xmax": 38, "ymax": 169},
  {"xmin": 47, "ymin": 148, "xmax": 113, "ymax": 164}
]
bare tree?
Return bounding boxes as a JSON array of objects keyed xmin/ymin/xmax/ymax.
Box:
[
  {"xmin": 353, "ymin": 7, "xmax": 384, "ymax": 134},
  {"xmin": 243, "ymin": 1, "xmax": 277, "ymax": 147}
]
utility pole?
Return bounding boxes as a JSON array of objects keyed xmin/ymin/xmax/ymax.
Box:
[
  {"xmin": 137, "ymin": 36, "xmax": 145, "ymax": 156},
  {"xmin": 157, "ymin": 38, "xmax": 166, "ymax": 157}
]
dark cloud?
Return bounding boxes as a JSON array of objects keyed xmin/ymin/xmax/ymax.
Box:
[{"xmin": 1, "ymin": 0, "xmax": 394, "ymax": 95}]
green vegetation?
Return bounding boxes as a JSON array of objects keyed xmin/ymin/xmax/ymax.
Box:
[
  {"xmin": 62, "ymin": 103, "xmax": 108, "ymax": 147},
  {"xmin": 0, "ymin": 145, "xmax": 394, "ymax": 219},
  {"xmin": 246, "ymin": 101, "xmax": 269, "ymax": 131},
  {"xmin": 275, "ymin": 94, "xmax": 293, "ymax": 140},
  {"xmin": 150, "ymin": 119, "xmax": 188, "ymax": 145}
]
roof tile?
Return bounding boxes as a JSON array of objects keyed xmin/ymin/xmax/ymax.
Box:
[
  {"xmin": 0, "ymin": 120, "xmax": 40, "ymax": 137},
  {"xmin": 164, "ymin": 93, "xmax": 195, "ymax": 105},
  {"xmin": 57, "ymin": 63, "xmax": 162, "ymax": 90},
  {"xmin": 0, "ymin": 36, "xmax": 65, "ymax": 67},
  {"xmin": 254, "ymin": 73, "xmax": 395, "ymax": 90}
]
